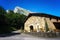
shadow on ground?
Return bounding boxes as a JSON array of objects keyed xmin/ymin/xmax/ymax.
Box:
[{"xmin": 0, "ymin": 32, "xmax": 21, "ymax": 37}]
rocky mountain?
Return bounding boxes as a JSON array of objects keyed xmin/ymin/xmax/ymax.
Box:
[
  {"xmin": 6, "ymin": 6, "xmax": 32, "ymax": 16},
  {"xmin": 6, "ymin": 10, "xmax": 10, "ymax": 13},
  {"xmin": 14, "ymin": 6, "xmax": 32, "ymax": 16}
]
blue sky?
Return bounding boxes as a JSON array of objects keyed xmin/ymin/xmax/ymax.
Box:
[{"xmin": 0, "ymin": 0, "xmax": 60, "ymax": 17}]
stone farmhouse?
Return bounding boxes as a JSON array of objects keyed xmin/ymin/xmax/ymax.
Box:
[{"xmin": 24, "ymin": 13, "xmax": 60, "ymax": 32}]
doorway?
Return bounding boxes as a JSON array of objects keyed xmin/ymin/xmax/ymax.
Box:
[{"xmin": 30, "ymin": 25, "xmax": 33, "ymax": 32}]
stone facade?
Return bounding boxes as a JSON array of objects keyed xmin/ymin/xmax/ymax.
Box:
[
  {"xmin": 24, "ymin": 13, "xmax": 60, "ymax": 32},
  {"xmin": 58, "ymin": 20, "xmax": 60, "ymax": 22},
  {"xmin": 24, "ymin": 16, "xmax": 56, "ymax": 32},
  {"xmin": 51, "ymin": 19, "xmax": 57, "ymax": 22}
]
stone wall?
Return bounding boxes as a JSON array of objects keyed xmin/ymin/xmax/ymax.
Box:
[
  {"xmin": 51, "ymin": 19, "xmax": 57, "ymax": 22},
  {"xmin": 45, "ymin": 18, "xmax": 56, "ymax": 31},
  {"xmin": 58, "ymin": 20, "xmax": 60, "ymax": 22},
  {"xmin": 24, "ymin": 32, "xmax": 60, "ymax": 38},
  {"xmin": 24, "ymin": 16, "xmax": 45, "ymax": 32},
  {"xmin": 24, "ymin": 16, "xmax": 60, "ymax": 32}
]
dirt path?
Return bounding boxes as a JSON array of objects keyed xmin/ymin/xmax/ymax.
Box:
[{"xmin": 0, "ymin": 33, "xmax": 60, "ymax": 40}]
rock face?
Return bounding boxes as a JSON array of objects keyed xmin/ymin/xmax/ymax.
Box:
[
  {"xmin": 24, "ymin": 16, "xmax": 56, "ymax": 32},
  {"xmin": 14, "ymin": 6, "xmax": 32, "ymax": 16}
]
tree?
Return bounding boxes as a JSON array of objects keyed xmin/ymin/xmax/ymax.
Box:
[
  {"xmin": 0, "ymin": 6, "xmax": 27, "ymax": 33},
  {"xmin": 5, "ymin": 10, "xmax": 26, "ymax": 30},
  {"xmin": 0, "ymin": 6, "xmax": 9, "ymax": 33}
]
